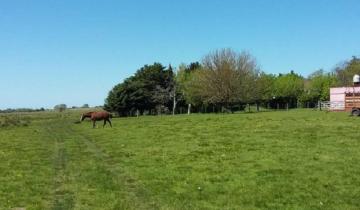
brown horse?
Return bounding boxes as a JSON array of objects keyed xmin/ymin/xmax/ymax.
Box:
[{"xmin": 80, "ymin": 111, "xmax": 112, "ymax": 128}]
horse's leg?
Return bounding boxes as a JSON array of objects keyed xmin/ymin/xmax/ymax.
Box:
[
  {"xmin": 103, "ymin": 119, "xmax": 106, "ymax": 128},
  {"xmin": 107, "ymin": 119, "xmax": 112, "ymax": 128},
  {"xmin": 93, "ymin": 120, "xmax": 96, "ymax": 128}
]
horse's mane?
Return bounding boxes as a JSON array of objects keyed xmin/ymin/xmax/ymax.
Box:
[{"xmin": 83, "ymin": 111, "xmax": 95, "ymax": 116}]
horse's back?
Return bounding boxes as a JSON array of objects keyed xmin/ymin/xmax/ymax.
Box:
[{"xmin": 91, "ymin": 111, "xmax": 111, "ymax": 120}]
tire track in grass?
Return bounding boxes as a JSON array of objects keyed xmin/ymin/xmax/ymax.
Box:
[
  {"xmin": 66, "ymin": 125, "xmax": 157, "ymax": 210},
  {"xmin": 46, "ymin": 123, "xmax": 74, "ymax": 210}
]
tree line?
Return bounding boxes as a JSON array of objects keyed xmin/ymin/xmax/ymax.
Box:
[
  {"xmin": 0, "ymin": 108, "xmax": 46, "ymax": 113},
  {"xmin": 105, "ymin": 48, "xmax": 360, "ymax": 116}
]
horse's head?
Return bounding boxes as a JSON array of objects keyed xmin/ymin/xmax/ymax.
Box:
[{"xmin": 80, "ymin": 112, "xmax": 93, "ymax": 122}]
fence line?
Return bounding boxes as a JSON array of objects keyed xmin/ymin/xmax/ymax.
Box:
[{"xmin": 320, "ymin": 101, "xmax": 345, "ymax": 111}]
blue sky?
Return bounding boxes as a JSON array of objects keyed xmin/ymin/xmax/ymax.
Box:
[{"xmin": 0, "ymin": 0, "xmax": 359, "ymax": 109}]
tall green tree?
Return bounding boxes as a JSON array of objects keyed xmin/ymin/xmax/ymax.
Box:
[
  {"xmin": 256, "ymin": 72, "xmax": 276, "ymax": 109},
  {"xmin": 300, "ymin": 69, "xmax": 337, "ymax": 105},
  {"xmin": 105, "ymin": 63, "xmax": 174, "ymax": 116},
  {"xmin": 273, "ymin": 71, "xmax": 304, "ymax": 108},
  {"xmin": 176, "ymin": 62, "xmax": 203, "ymax": 114},
  {"xmin": 335, "ymin": 56, "xmax": 360, "ymax": 86}
]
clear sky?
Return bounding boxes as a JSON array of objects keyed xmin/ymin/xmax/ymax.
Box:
[{"xmin": 0, "ymin": 0, "xmax": 359, "ymax": 109}]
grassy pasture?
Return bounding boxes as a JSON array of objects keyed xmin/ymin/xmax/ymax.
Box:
[{"xmin": 1, "ymin": 110, "xmax": 360, "ymax": 210}]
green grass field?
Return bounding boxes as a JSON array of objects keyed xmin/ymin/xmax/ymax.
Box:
[{"xmin": 1, "ymin": 110, "xmax": 360, "ymax": 210}]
